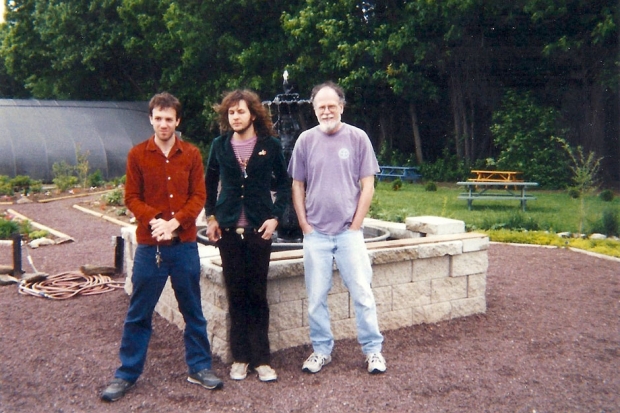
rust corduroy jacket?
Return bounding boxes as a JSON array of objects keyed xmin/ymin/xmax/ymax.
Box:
[{"xmin": 125, "ymin": 135, "xmax": 206, "ymax": 245}]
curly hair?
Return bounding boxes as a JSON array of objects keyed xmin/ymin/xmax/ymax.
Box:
[{"xmin": 214, "ymin": 89, "xmax": 275, "ymax": 137}]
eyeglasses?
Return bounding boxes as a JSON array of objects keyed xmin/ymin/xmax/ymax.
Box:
[{"xmin": 314, "ymin": 104, "xmax": 340, "ymax": 113}]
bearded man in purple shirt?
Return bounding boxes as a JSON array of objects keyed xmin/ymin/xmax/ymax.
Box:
[{"xmin": 288, "ymin": 82, "xmax": 386, "ymax": 375}]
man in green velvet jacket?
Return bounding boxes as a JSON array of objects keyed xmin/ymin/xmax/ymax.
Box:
[{"xmin": 204, "ymin": 89, "xmax": 290, "ymax": 382}]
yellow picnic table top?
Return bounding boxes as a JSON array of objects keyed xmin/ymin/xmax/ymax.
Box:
[{"xmin": 468, "ymin": 170, "xmax": 523, "ymax": 182}]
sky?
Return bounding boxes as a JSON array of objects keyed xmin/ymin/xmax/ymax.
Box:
[{"xmin": 0, "ymin": 1, "xmax": 4, "ymax": 24}]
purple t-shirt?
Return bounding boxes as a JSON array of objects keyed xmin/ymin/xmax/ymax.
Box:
[{"xmin": 288, "ymin": 123, "xmax": 379, "ymax": 235}]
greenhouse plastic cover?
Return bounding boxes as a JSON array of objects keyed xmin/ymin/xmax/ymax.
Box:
[{"xmin": 0, "ymin": 100, "xmax": 153, "ymax": 182}]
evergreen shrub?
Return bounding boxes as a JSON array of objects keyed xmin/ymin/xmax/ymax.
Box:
[{"xmin": 599, "ymin": 189, "xmax": 614, "ymax": 202}]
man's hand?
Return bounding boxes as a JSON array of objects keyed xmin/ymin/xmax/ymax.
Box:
[
  {"xmin": 206, "ymin": 219, "xmax": 222, "ymax": 242},
  {"xmin": 258, "ymin": 218, "xmax": 278, "ymax": 240},
  {"xmin": 150, "ymin": 218, "xmax": 180, "ymax": 242}
]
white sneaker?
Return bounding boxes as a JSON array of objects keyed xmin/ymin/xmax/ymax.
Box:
[
  {"xmin": 302, "ymin": 352, "xmax": 332, "ymax": 373},
  {"xmin": 255, "ymin": 365, "xmax": 278, "ymax": 382},
  {"xmin": 229, "ymin": 362, "xmax": 249, "ymax": 380},
  {"xmin": 366, "ymin": 353, "xmax": 386, "ymax": 374}
]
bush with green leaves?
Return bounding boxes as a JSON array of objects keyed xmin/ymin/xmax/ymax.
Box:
[
  {"xmin": 376, "ymin": 142, "xmax": 415, "ymax": 167},
  {"xmin": 0, "ymin": 217, "xmax": 20, "ymax": 239},
  {"xmin": 10, "ymin": 175, "xmax": 32, "ymax": 193},
  {"xmin": 567, "ymin": 187, "xmax": 581, "ymax": 199},
  {"xmin": 111, "ymin": 175, "xmax": 126, "ymax": 187},
  {"xmin": 424, "ymin": 181, "xmax": 437, "ymax": 192},
  {"xmin": 29, "ymin": 230, "xmax": 49, "ymax": 240},
  {"xmin": 103, "ymin": 188, "xmax": 124, "ymax": 206},
  {"xmin": 418, "ymin": 148, "xmax": 469, "ymax": 183},
  {"xmin": 87, "ymin": 170, "xmax": 105, "ymax": 188},
  {"xmin": 480, "ymin": 211, "xmax": 541, "ymax": 231},
  {"xmin": 588, "ymin": 208, "xmax": 619, "ymax": 237},
  {"xmin": 490, "ymin": 90, "xmax": 571, "ymax": 189},
  {"xmin": 391, "ymin": 178, "xmax": 403, "ymax": 191},
  {"xmin": 0, "ymin": 175, "xmax": 13, "ymax": 196},
  {"xmin": 52, "ymin": 160, "xmax": 78, "ymax": 192},
  {"xmin": 599, "ymin": 189, "xmax": 614, "ymax": 202}
]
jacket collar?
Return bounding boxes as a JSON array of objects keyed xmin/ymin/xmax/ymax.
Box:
[{"xmin": 146, "ymin": 135, "xmax": 182, "ymax": 155}]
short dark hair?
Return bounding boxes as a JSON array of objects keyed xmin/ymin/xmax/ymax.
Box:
[
  {"xmin": 214, "ymin": 89, "xmax": 275, "ymax": 137},
  {"xmin": 149, "ymin": 92, "xmax": 182, "ymax": 119},
  {"xmin": 310, "ymin": 81, "xmax": 346, "ymax": 105}
]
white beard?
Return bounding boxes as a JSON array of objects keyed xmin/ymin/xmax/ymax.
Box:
[{"xmin": 318, "ymin": 119, "xmax": 341, "ymax": 134}]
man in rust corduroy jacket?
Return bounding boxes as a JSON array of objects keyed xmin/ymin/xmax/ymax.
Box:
[{"xmin": 101, "ymin": 92, "xmax": 222, "ymax": 403}]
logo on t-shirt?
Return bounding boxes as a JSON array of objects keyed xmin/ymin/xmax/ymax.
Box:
[{"xmin": 338, "ymin": 148, "xmax": 350, "ymax": 159}]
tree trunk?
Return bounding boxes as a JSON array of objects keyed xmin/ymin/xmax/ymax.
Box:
[
  {"xmin": 409, "ymin": 102, "xmax": 424, "ymax": 164},
  {"xmin": 450, "ymin": 73, "xmax": 464, "ymax": 159},
  {"xmin": 378, "ymin": 113, "xmax": 388, "ymax": 152}
]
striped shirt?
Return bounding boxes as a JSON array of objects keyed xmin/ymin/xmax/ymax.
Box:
[{"xmin": 230, "ymin": 136, "xmax": 257, "ymax": 227}]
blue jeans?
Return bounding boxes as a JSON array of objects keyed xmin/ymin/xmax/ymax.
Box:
[
  {"xmin": 115, "ymin": 242, "xmax": 213, "ymax": 383},
  {"xmin": 303, "ymin": 228, "xmax": 384, "ymax": 356}
]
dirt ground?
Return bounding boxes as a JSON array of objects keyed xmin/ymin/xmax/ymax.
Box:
[{"xmin": 0, "ymin": 196, "xmax": 618, "ymax": 413}]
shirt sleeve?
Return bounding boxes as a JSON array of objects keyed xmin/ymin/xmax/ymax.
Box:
[{"xmin": 124, "ymin": 146, "xmax": 160, "ymax": 228}]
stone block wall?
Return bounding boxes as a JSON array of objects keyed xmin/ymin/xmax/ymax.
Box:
[{"xmin": 121, "ymin": 216, "xmax": 489, "ymax": 363}]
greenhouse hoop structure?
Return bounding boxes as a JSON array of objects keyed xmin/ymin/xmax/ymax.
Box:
[{"xmin": 0, "ymin": 99, "xmax": 153, "ymax": 182}]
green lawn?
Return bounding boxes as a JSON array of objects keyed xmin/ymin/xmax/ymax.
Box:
[{"xmin": 371, "ymin": 181, "xmax": 620, "ymax": 257}]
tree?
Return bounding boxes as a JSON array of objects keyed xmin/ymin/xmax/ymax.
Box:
[{"xmin": 490, "ymin": 90, "xmax": 571, "ymax": 188}]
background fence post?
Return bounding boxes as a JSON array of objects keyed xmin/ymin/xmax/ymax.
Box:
[{"xmin": 11, "ymin": 233, "xmax": 24, "ymax": 277}]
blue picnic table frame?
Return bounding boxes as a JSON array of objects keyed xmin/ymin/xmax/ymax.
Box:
[
  {"xmin": 457, "ymin": 181, "xmax": 538, "ymax": 211},
  {"xmin": 377, "ymin": 166, "xmax": 422, "ymax": 182}
]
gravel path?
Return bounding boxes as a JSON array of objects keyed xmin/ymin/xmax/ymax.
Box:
[{"xmin": 0, "ymin": 196, "xmax": 618, "ymax": 412}]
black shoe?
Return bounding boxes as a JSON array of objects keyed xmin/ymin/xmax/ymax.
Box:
[
  {"xmin": 187, "ymin": 369, "xmax": 224, "ymax": 390},
  {"xmin": 101, "ymin": 378, "xmax": 135, "ymax": 402}
]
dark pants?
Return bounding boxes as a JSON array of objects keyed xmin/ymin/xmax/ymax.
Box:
[
  {"xmin": 115, "ymin": 242, "xmax": 213, "ymax": 383},
  {"xmin": 218, "ymin": 229, "xmax": 272, "ymax": 367}
]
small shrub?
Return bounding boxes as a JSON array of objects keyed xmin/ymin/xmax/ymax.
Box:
[
  {"xmin": 53, "ymin": 175, "xmax": 78, "ymax": 192},
  {"xmin": 480, "ymin": 212, "xmax": 540, "ymax": 231},
  {"xmin": 17, "ymin": 220, "xmax": 32, "ymax": 236},
  {"xmin": 87, "ymin": 170, "xmax": 105, "ymax": 188},
  {"xmin": 589, "ymin": 208, "xmax": 619, "ymax": 236},
  {"xmin": 567, "ymin": 187, "xmax": 580, "ymax": 199},
  {"xmin": 599, "ymin": 189, "xmax": 614, "ymax": 202},
  {"xmin": 424, "ymin": 181, "xmax": 438, "ymax": 192},
  {"xmin": 115, "ymin": 207, "xmax": 128, "ymax": 216},
  {"xmin": 103, "ymin": 188, "xmax": 124, "ymax": 206},
  {"xmin": 418, "ymin": 148, "xmax": 468, "ymax": 182},
  {"xmin": 0, "ymin": 182, "xmax": 13, "ymax": 196},
  {"xmin": 75, "ymin": 145, "xmax": 91, "ymax": 188},
  {"xmin": 0, "ymin": 218, "xmax": 19, "ymax": 239},
  {"xmin": 29, "ymin": 180, "xmax": 43, "ymax": 194},
  {"xmin": 391, "ymin": 178, "xmax": 403, "ymax": 191},
  {"xmin": 111, "ymin": 175, "xmax": 126, "ymax": 187},
  {"xmin": 52, "ymin": 160, "xmax": 78, "ymax": 192},
  {"xmin": 29, "ymin": 230, "xmax": 49, "ymax": 240},
  {"xmin": 10, "ymin": 175, "xmax": 32, "ymax": 194}
]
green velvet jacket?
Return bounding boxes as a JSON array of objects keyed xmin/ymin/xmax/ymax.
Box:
[{"xmin": 205, "ymin": 132, "xmax": 291, "ymax": 228}]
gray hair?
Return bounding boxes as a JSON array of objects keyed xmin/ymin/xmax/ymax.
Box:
[{"xmin": 310, "ymin": 81, "xmax": 346, "ymax": 105}]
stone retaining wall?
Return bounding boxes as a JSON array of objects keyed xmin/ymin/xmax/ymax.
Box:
[{"xmin": 121, "ymin": 216, "xmax": 489, "ymax": 363}]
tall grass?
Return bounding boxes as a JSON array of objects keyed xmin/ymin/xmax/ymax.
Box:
[{"xmin": 372, "ymin": 181, "xmax": 620, "ymax": 235}]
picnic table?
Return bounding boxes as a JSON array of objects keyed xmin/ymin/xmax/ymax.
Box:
[
  {"xmin": 457, "ymin": 181, "xmax": 538, "ymax": 211},
  {"xmin": 468, "ymin": 170, "xmax": 523, "ymax": 182},
  {"xmin": 377, "ymin": 166, "xmax": 421, "ymax": 182}
]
